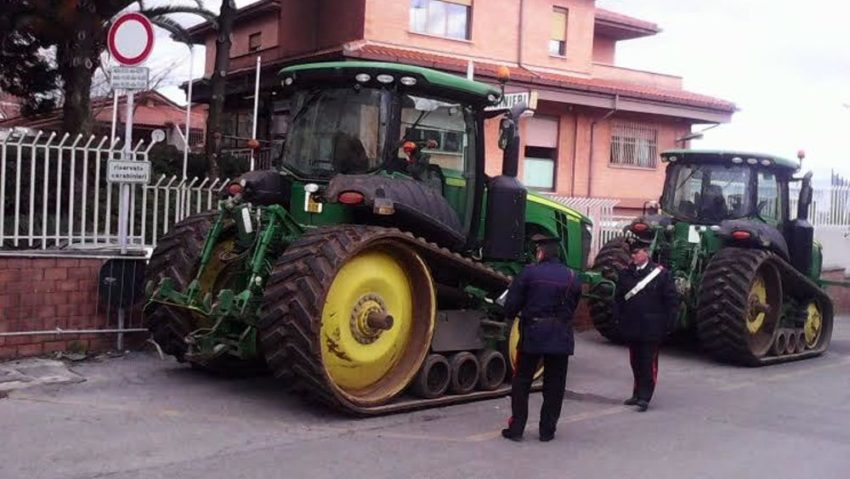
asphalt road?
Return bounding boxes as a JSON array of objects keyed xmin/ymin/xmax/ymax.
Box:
[{"xmin": 2, "ymin": 317, "xmax": 849, "ymax": 479}]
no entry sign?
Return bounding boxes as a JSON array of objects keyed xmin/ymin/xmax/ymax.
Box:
[{"xmin": 107, "ymin": 12, "xmax": 154, "ymax": 66}]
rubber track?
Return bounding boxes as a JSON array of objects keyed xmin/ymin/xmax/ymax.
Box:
[
  {"xmin": 257, "ymin": 225, "xmax": 511, "ymax": 415},
  {"xmin": 587, "ymin": 236, "xmax": 629, "ymax": 342},
  {"xmin": 696, "ymin": 247, "xmax": 834, "ymax": 366},
  {"xmin": 145, "ymin": 211, "xmax": 218, "ymax": 360}
]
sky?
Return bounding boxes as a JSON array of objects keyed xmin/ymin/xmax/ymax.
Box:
[{"xmin": 152, "ymin": 0, "xmax": 850, "ymax": 182}]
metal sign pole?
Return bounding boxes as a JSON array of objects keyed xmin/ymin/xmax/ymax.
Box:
[
  {"xmin": 183, "ymin": 46, "xmax": 194, "ymax": 180},
  {"xmin": 118, "ymin": 90, "xmax": 134, "ymax": 254},
  {"xmin": 250, "ymin": 55, "xmax": 261, "ymax": 171}
]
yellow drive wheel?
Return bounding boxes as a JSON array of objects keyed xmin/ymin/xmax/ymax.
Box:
[
  {"xmin": 320, "ymin": 247, "xmax": 435, "ymax": 404},
  {"xmin": 746, "ymin": 275, "xmax": 768, "ymax": 335},
  {"xmin": 743, "ymin": 265, "xmax": 781, "ymax": 358},
  {"xmin": 505, "ymin": 319, "xmax": 543, "ymax": 380},
  {"xmin": 803, "ymin": 301, "xmax": 823, "ymax": 349}
]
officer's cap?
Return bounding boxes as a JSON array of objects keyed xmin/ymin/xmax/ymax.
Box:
[{"xmin": 625, "ymin": 232, "xmax": 651, "ymax": 252}]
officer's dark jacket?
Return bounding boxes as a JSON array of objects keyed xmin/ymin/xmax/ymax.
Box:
[
  {"xmin": 503, "ymin": 258, "xmax": 582, "ymax": 355},
  {"xmin": 614, "ymin": 261, "xmax": 680, "ymax": 342}
]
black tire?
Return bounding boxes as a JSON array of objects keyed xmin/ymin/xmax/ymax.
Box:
[
  {"xmin": 257, "ymin": 225, "xmax": 436, "ymax": 412},
  {"xmin": 448, "ymin": 351, "xmax": 480, "ymax": 395},
  {"xmin": 410, "ymin": 354, "xmax": 451, "ymax": 399},
  {"xmin": 696, "ymin": 248, "xmax": 782, "ymax": 365},
  {"xmin": 476, "ymin": 349, "xmax": 507, "ymax": 391},
  {"xmin": 144, "ymin": 211, "xmax": 218, "ymax": 361},
  {"xmin": 587, "ymin": 236, "xmax": 630, "ymax": 342}
]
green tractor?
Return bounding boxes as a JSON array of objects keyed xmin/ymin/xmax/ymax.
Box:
[
  {"xmin": 589, "ymin": 149, "xmax": 835, "ymax": 365},
  {"xmin": 145, "ymin": 61, "xmax": 593, "ymax": 414}
]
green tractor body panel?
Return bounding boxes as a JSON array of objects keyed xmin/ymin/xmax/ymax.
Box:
[
  {"xmin": 145, "ymin": 61, "xmax": 590, "ymax": 414},
  {"xmin": 589, "ymin": 149, "xmax": 836, "ymax": 366}
]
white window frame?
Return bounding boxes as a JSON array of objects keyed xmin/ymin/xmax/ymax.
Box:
[
  {"xmin": 610, "ymin": 121, "xmax": 658, "ymax": 169},
  {"xmin": 410, "ymin": 0, "xmax": 472, "ymax": 40}
]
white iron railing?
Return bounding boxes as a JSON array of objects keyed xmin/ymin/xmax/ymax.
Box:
[
  {"xmin": 790, "ymin": 184, "xmax": 850, "ymax": 227},
  {"xmin": 0, "ymin": 129, "xmax": 230, "ymax": 252}
]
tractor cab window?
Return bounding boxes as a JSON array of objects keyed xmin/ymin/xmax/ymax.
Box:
[
  {"xmin": 282, "ymin": 88, "xmax": 389, "ymax": 178},
  {"xmin": 663, "ymin": 163, "xmax": 752, "ymax": 223},
  {"xmin": 757, "ymin": 170, "xmax": 782, "ymax": 224},
  {"xmin": 399, "ymin": 95, "xmax": 472, "ymax": 174}
]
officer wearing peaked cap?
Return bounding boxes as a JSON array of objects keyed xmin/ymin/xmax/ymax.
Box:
[
  {"xmin": 500, "ymin": 233, "xmax": 582, "ymax": 442},
  {"xmin": 614, "ymin": 233, "xmax": 680, "ymax": 412}
]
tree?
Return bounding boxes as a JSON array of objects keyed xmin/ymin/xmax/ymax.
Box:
[
  {"xmin": 204, "ymin": 0, "xmax": 236, "ymax": 179},
  {"xmin": 0, "ymin": 0, "xmax": 215, "ymax": 136}
]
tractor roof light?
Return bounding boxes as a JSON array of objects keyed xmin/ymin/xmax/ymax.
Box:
[
  {"xmin": 227, "ymin": 182, "xmax": 243, "ymax": 196},
  {"xmin": 667, "ymin": 156, "xmax": 678, "ymax": 163},
  {"xmin": 376, "ymin": 74, "xmax": 394, "ymax": 84},
  {"xmin": 400, "ymin": 76, "xmax": 417, "ymax": 86},
  {"xmin": 760, "ymin": 159, "xmax": 772, "ymax": 166},
  {"xmin": 338, "ymin": 191, "xmax": 365, "ymax": 205},
  {"xmin": 731, "ymin": 157, "xmax": 744, "ymax": 164},
  {"xmin": 282, "ymin": 77, "xmax": 294, "ymax": 86},
  {"xmin": 746, "ymin": 158, "xmax": 758, "ymax": 165},
  {"xmin": 355, "ymin": 73, "xmax": 371, "ymax": 83},
  {"xmin": 731, "ymin": 230, "xmax": 751, "ymax": 240}
]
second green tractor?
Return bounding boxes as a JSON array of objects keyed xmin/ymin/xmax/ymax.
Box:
[{"xmin": 589, "ymin": 150, "xmax": 834, "ymax": 365}]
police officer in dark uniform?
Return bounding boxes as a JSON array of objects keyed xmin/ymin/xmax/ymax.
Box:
[
  {"xmin": 614, "ymin": 235, "xmax": 680, "ymax": 412},
  {"xmin": 501, "ymin": 234, "xmax": 582, "ymax": 442}
]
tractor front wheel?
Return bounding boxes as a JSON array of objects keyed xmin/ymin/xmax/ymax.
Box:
[
  {"xmin": 696, "ymin": 248, "xmax": 782, "ymax": 364},
  {"xmin": 258, "ymin": 226, "xmax": 436, "ymax": 413}
]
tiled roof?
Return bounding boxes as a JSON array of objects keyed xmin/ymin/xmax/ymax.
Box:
[
  {"xmin": 347, "ymin": 44, "xmax": 735, "ymax": 112},
  {"xmin": 595, "ymin": 8, "xmax": 660, "ymax": 33}
]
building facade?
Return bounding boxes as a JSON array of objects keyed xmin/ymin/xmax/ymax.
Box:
[{"xmin": 187, "ymin": 0, "xmax": 735, "ymax": 212}]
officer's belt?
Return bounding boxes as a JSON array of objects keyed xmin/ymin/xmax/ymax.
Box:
[{"xmin": 624, "ymin": 266, "xmax": 663, "ymax": 301}]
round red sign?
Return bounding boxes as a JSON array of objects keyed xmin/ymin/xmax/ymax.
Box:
[{"xmin": 107, "ymin": 12, "xmax": 155, "ymax": 66}]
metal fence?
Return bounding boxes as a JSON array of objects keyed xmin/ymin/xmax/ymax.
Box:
[
  {"xmin": 0, "ymin": 129, "xmax": 230, "ymax": 252},
  {"xmin": 790, "ymin": 184, "xmax": 850, "ymax": 227}
]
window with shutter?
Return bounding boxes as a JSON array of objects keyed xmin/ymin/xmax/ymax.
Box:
[{"xmin": 549, "ymin": 8, "xmax": 567, "ymax": 56}]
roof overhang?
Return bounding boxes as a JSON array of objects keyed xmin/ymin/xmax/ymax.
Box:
[
  {"xmin": 594, "ymin": 8, "xmax": 660, "ymax": 40},
  {"xmin": 185, "ymin": 0, "xmax": 281, "ymax": 44}
]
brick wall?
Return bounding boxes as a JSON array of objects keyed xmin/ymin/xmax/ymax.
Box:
[{"xmin": 0, "ymin": 256, "xmax": 145, "ymax": 361}]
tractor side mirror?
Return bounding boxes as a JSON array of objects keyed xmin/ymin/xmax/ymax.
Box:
[
  {"xmin": 797, "ymin": 171, "xmax": 813, "ymax": 220},
  {"xmin": 498, "ymin": 101, "xmax": 528, "ymax": 178}
]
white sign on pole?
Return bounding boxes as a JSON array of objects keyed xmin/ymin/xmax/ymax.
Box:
[
  {"xmin": 108, "ymin": 12, "xmax": 155, "ymax": 66},
  {"xmin": 107, "ymin": 160, "xmax": 152, "ymax": 184},
  {"xmin": 111, "ymin": 66, "xmax": 150, "ymax": 91},
  {"xmin": 485, "ymin": 91, "xmax": 539, "ymax": 112}
]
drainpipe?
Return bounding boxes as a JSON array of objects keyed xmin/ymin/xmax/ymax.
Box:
[
  {"xmin": 518, "ymin": 0, "xmax": 525, "ymax": 69},
  {"xmin": 571, "ymin": 112, "xmax": 579, "ymax": 195},
  {"xmin": 588, "ymin": 94, "xmax": 619, "ymax": 197}
]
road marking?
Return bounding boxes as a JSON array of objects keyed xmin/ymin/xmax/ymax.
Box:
[
  {"xmin": 464, "ymin": 405, "xmax": 627, "ymax": 442},
  {"xmin": 718, "ymin": 355, "xmax": 850, "ymax": 392}
]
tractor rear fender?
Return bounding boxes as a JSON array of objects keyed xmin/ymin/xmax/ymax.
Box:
[
  {"xmin": 324, "ymin": 174, "xmax": 466, "ymax": 250},
  {"xmin": 717, "ymin": 219, "xmax": 790, "ymax": 259}
]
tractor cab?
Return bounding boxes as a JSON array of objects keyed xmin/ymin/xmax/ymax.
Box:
[
  {"xmin": 653, "ymin": 150, "xmax": 816, "ymax": 274},
  {"xmin": 658, "ymin": 150, "xmax": 801, "ymax": 226}
]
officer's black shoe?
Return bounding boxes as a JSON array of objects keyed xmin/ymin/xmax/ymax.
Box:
[
  {"xmin": 501, "ymin": 429, "xmax": 523, "ymax": 441},
  {"xmin": 539, "ymin": 432, "xmax": 555, "ymax": 442},
  {"xmin": 635, "ymin": 400, "xmax": 649, "ymax": 412},
  {"xmin": 623, "ymin": 396, "xmax": 639, "ymax": 406}
]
